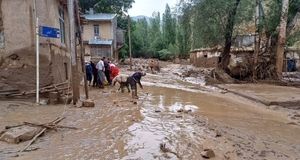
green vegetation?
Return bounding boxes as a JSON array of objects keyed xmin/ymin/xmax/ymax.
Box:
[{"xmin": 78, "ymin": 0, "xmax": 300, "ymax": 66}]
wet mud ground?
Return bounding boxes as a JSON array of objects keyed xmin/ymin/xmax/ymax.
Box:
[{"xmin": 0, "ymin": 64, "xmax": 300, "ymax": 160}]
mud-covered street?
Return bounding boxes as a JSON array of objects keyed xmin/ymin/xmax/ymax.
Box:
[{"xmin": 1, "ymin": 63, "xmax": 300, "ymax": 160}]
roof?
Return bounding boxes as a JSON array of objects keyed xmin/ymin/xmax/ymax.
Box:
[
  {"xmin": 89, "ymin": 39, "xmax": 113, "ymax": 45},
  {"xmin": 84, "ymin": 13, "xmax": 117, "ymax": 21}
]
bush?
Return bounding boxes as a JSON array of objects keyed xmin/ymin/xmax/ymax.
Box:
[{"xmin": 158, "ymin": 49, "xmax": 174, "ymax": 60}]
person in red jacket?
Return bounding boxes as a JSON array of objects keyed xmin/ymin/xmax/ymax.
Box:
[{"xmin": 109, "ymin": 63, "xmax": 120, "ymax": 81}]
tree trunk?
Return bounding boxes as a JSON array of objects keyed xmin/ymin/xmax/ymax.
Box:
[
  {"xmin": 220, "ymin": 0, "xmax": 241, "ymax": 72},
  {"xmin": 253, "ymin": 0, "xmax": 261, "ymax": 80},
  {"xmin": 276, "ymin": 0, "xmax": 289, "ymax": 79}
]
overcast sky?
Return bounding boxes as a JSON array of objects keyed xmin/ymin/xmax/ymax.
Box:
[{"xmin": 128, "ymin": 0, "xmax": 178, "ymax": 17}]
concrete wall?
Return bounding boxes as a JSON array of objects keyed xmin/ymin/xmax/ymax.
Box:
[{"xmin": 0, "ymin": 0, "xmax": 72, "ymax": 91}]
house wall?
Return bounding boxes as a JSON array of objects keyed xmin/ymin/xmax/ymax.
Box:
[
  {"xmin": 0, "ymin": 0, "xmax": 72, "ymax": 91},
  {"xmin": 190, "ymin": 51, "xmax": 221, "ymax": 68},
  {"xmin": 190, "ymin": 48, "xmax": 300, "ymax": 73},
  {"xmin": 82, "ymin": 21, "xmax": 113, "ymax": 41}
]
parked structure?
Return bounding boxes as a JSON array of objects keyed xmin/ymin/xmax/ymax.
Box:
[
  {"xmin": 0, "ymin": 0, "xmax": 80, "ymax": 91},
  {"xmin": 82, "ymin": 10, "xmax": 123, "ymax": 61}
]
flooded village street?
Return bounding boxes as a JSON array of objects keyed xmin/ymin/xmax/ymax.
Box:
[
  {"xmin": 1, "ymin": 63, "xmax": 300, "ymax": 160},
  {"xmin": 0, "ymin": 0, "xmax": 299, "ymax": 159}
]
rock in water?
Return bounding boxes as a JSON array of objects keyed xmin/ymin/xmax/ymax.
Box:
[
  {"xmin": 201, "ymin": 149, "xmax": 215, "ymax": 159},
  {"xmin": 82, "ymin": 99, "xmax": 95, "ymax": 107}
]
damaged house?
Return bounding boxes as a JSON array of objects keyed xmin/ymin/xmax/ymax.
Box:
[
  {"xmin": 190, "ymin": 34, "xmax": 300, "ymax": 79},
  {"xmin": 0, "ymin": 0, "xmax": 80, "ymax": 91}
]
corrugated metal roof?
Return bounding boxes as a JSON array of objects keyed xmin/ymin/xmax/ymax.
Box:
[
  {"xmin": 89, "ymin": 39, "xmax": 113, "ymax": 45},
  {"xmin": 84, "ymin": 13, "xmax": 116, "ymax": 21}
]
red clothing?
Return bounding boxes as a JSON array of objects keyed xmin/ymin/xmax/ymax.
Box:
[{"xmin": 110, "ymin": 64, "xmax": 120, "ymax": 80}]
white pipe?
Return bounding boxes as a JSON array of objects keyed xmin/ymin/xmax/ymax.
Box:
[{"xmin": 36, "ymin": 17, "xmax": 39, "ymax": 104}]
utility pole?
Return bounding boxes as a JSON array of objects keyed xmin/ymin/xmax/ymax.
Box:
[
  {"xmin": 128, "ymin": 15, "xmax": 132, "ymax": 70},
  {"xmin": 34, "ymin": 0, "xmax": 40, "ymax": 104},
  {"xmin": 68, "ymin": 0, "xmax": 80, "ymax": 104},
  {"xmin": 276, "ymin": 0, "xmax": 289, "ymax": 79},
  {"xmin": 74, "ymin": 1, "xmax": 88, "ymax": 99}
]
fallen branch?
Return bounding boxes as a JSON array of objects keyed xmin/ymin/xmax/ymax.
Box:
[
  {"xmin": 5, "ymin": 124, "xmax": 25, "ymax": 130},
  {"xmin": 19, "ymin": 128, "xmax": 47, "ymax": 153},
  {"xmin": 23, "ymin": 122, "xmax": 78, "ymax": 130},
  {"xmin": 19, "ymin": 117, "xmax": 65, "ymax": 153},
  {"xmin": 23, "ymin": 122, "xmax": 58, "ymax": 132}
]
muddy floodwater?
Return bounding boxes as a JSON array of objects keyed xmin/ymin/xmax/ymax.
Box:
[{"xmin": 1, "ymin": 66, "xmax": 300, "ymax": 160}]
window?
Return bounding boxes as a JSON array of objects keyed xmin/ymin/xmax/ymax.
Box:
[
  {"xmin": 94, "ymin": 25, "xmax": 99, "ymax": 37},
  {"xmin": 59, "ymin": 8, "xmax": 65, "ymax": 44}
]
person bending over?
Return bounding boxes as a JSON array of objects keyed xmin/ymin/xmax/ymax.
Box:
[{"xmin": 127, "ymin": 72, "xmax": 146, "ymax": 99}]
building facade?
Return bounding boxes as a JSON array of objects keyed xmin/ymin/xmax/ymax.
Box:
[
  {"xmin": 82, "ymin": 12, "xmax": 118, "ymax": 61},
  {"xmin": 0, "ymin": 0, "xmax": 78, "ymax": 91}
]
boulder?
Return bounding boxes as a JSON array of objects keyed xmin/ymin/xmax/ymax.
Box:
[
  {"xmin": 0, "ymin": 126, "xmax": 42, "ymax": 144},
  {"xmin": 201, "ymin": 149, "xmax": 215, "ymax": 159},
  {"xmin": 82, "ymin": 99, "xmax": 95, "ymax": 107}
]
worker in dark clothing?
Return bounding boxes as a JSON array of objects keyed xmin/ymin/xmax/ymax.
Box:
[
  {"xmin": 127, "ymin": 72, "xmax": 146, "ymax": 99},
  {"xmin": 90, "ymin": 61, "xmax": 98, "ymax": 87},
  {"xmin": 85, "ymin": 62, "xmax": 93, "ymax": 86},
  {"xmin": 103, "ymin": 57, "xmax": 111, "ymax": 85}
]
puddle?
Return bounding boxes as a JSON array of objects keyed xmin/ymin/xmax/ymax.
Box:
[{"xmin": 123, "ymin": 86, "xmax": 300, "ymax": 159}]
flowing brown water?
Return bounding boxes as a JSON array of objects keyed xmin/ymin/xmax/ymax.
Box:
[{"xmin": 0, "ymin": 68, "xmax": 300, "ymax": 159}]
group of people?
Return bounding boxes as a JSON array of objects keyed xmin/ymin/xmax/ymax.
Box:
[
  {"xmin": 85, "ymin": 57, "xmax": 119, "ymax": 88},
  {"xmin": 85, "ymin": 57, "xmax": 146, "ymax": 99}
]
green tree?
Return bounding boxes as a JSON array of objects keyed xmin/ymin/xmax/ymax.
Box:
[
  {"xmin": 132, "ymin": 18, "xmax": 150, "ymax": 57},
  {"xmin": 79, "ymin": 0, "xmax": 134, "ymax": 15},
  {"xmin": 162, "ymin": 4, "xmax": 176, "ymax": 46},
  {"xmin": 148, "ymin": 12, "xmax": 164, "ymax": 58}
]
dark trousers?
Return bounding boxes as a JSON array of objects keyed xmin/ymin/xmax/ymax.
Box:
[
  {"xmin": 127, "ymin": 77, "xmax": 137, "ymax": 98},
  {"xmin": 93, "ymin": 72, "xmax": 98, "ymax": 87},
  {"xmin": 105, "ymin": 70, "xmax": 111, "ymax": 85}
]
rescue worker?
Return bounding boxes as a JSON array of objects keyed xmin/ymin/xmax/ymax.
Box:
[{"xmin": 127, "ymin": 72, "xmax": 146, "ymax": 99}]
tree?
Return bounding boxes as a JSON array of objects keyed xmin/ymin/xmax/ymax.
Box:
[
  {"xmin": 177, "ymin": 2, "xmax": 192, "ymax": 58},
  {"xmin": 162, "ymin": 4, "xmax": 176, "ymax": 46},
  {"xmin": 132, "ymin": 18, "xmax": 150, "ymax": 57},
  {"xmin": 220, "ymin": 0, "xmax": 241, "ymax": 72},
  {"xmin": 148, "ymin": 12, "xmax": 164, "ymax": 58},
  {"xmin": 79, "ymin": 0, "xmax": 97, "ymax": 12},
  {"xmin": 276, "ymin": 0, "xmax": 290, "ymax": 79},
  {"xmin": 79, "ymin": 0, "xmax": 134, "ymax": 15}
]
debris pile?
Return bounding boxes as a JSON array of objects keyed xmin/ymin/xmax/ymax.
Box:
[{"xmin": 0, "ymin": 81, "xmax": 72, "ymax": 104}]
